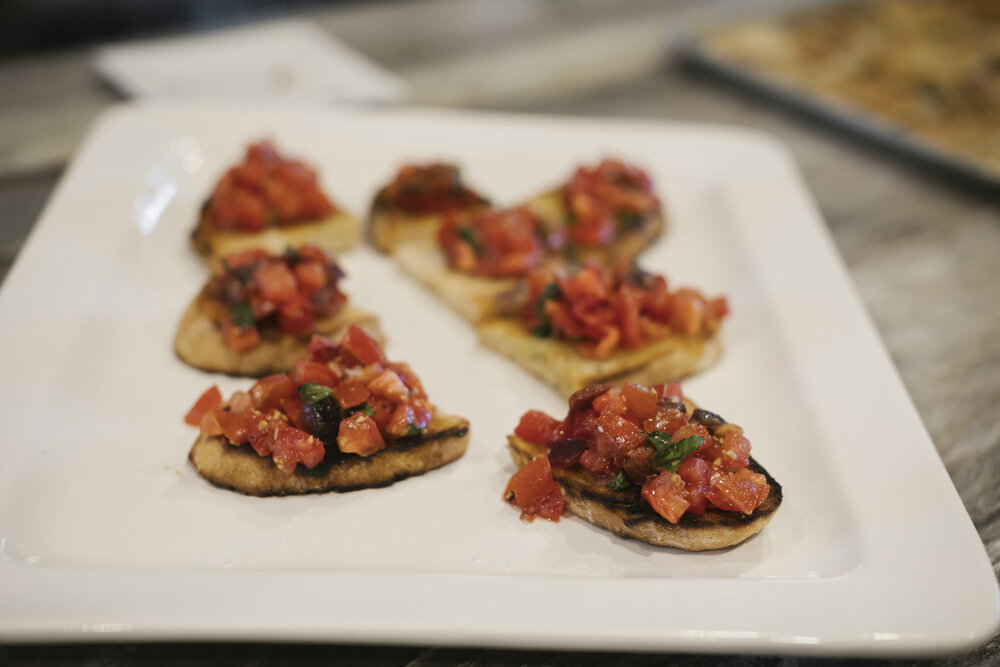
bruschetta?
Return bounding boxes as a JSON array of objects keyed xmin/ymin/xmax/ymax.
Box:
[
  {"xmin": 522, "ymin": 158, "xmax": 665, "ymax": 266},
  {"xmin": 368, "ymin": 162, "xmax": 490, "ymax": 253},
  {"xmin": 504, "ymin": 383, "xmax": 781, "ymax": 550},
  {"xmin": 192, "ymin": 140, "xmax": 360, "ymax": 259},
  {"xmin": 478, "ymin": 263, "xmax": 727, "ymax": 396},
  {"xmin": 184, "ymin": 325, "xmax": 470, "ymax": 496},
  {"xmin": 391, "ymin": 205, "xmax": 559, "ymax": 323},
  {"xmin": 174, "ymin": 245, "xmax": 381, "ymax": 376}
]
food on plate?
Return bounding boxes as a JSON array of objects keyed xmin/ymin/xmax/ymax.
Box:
[
  {"xmin": 369, "ymin": 162, "xmax": 490, "ymax": 252},
  {"xmin": 185, "ymin": 325, "xmax": 470, "ymax": 496},
  {"xmin": 524, "ymin": 158, "xmax": 665, "ymax": 265},
  {"xmin": 478, "ymin": 262, "xmax": 727, "ymax": 396},
  {"xmin": 174, "ymin": 245, "xmax": 381, "ymax": 376},
  {"xmin": 192, "ymin": 140, "xmax": 360, "ymax": 259},
  {"xmin": 504, "ymin": 382, "xmax": 781, "ymax": 550},
  {"xmin": 392, "ymin": 205, "xmax": 561, "ymax": 323}
]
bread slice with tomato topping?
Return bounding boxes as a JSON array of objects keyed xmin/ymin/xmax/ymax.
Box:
[
  {"xmin": 184, "ymin": 326, "xmax": 470, "ymax": 496},
  {"xmin": 192, "ymin": 140, "xmax": 360, "ymax": 260},
  {"xmin": 368, "ymin": 162, "xmax": 490, "ymax": 253},
  {"xmin": 174, "ymin": 246, "xmax": 382, "ymax": 376},
  {"xmin": 478, "ymin": 264, "xmax": 727, "ymax": 397},
  {"xmin": 391, "ymin": 206, "xmax": 557, "ymax": 323},
  {"xmin": 504, "ymin": 383, "xmax": 781, "ymax": 551},
  {"xmin": 521, "ymin": 158, "xmax": 666, "ymax": 267}
]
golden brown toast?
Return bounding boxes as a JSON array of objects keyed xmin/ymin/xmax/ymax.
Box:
[
  {"xmin": 479, "ymin": 318, "xmax": 721, "ymax": 397},
  {"xmin": 508, "ymin": 433, "xmax": 781, "ymax": 550},
  {"xmin": 174, "ymin": 288, "xmax": 383, "ymax": 376},
  {"xmin": 191, "ymin": 209, "xmax": 362, "ymax": 261},
  {"xmin": 190, "ymin": 413, "xmax": 470, "ymax": 496}
]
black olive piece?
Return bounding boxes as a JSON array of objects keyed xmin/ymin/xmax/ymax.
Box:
[
  {"xmin": 657, "ymin": 396, "xmax": 687, "ymax": 413},
  {"xmin": 691, "ymin": 408, "xmax": 727, "ymax": 431},
  {"xmin": 299, "ymin": 396, "xmax": 342, "ymax": 446}
]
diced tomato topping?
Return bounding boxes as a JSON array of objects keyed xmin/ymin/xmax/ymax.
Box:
[
  {"xmin": 562, "ymin": 159, "xmax": 659, "ymax": 247},
  {"xmin": 255, "ymin": 262, "xmax": 297, "ymax": 303},
  {"xmin": 592, "ymin": 388, "xmax": 627, "ymax": 416},
  {"xmin": 250, "ymin": 374, "xmax": 298, "ymax": 413},
  {"xmin": 289, "ymin": 359, "xmax": 340, "ymax": 388},
  {"xmin": 293, "ymin": 261, "xmax": 327, "ymax": 294},
  {"xmin": 621, "ymin": 382, "xmax": 658, "ymax": 421},
  {"xmin": 331, "ymin": 380, "xmax": 370, "ymax": 410},
  {"xmin": 438, "ymin": 206, "xmax": 555, "ymax": 278},
  {"xmin": 216, "ymin": 410, "xmax": 249, "ymax": 444},
  {"xmin": 186, "ymin": 385, "xmax": 222, "ymax": 426},
  {"xmin": 245, "ymin": 409, "xmax": 283, "ymax": 457},
  {"xmin": 642, "ymin": 472, "xmax": 690, "ymax": 524},
  {"xmin": 277, "ymin": 300, "xmax": 314, "ymax": 337},
  {"xmin": 379, "ymin": 162, "xmax": 488, "ymax": 214},
  {"xmin": 514, "ymin": 410, "xmax": 563, "ymax": 445},
  {"xmin": 504, "ymin": 454, "xmax": 564, "ymax": 522},
  {"xmin": 340, "ymin": 325, "xmax": 384, "ymax": 367},
  {"xmin": 221, "ymin": 319, "xmax": 261, "ymax": 353},
  {"xmin": 367, "ymin": 369, "xmax": 409, "ymax": 403},
  {"xmin": 677, "ymin": 456, "xmax": 712, "ymax": 515},
  {"xmin": 280, "ymin": 396, "xmax": 305, "ymax": 430},
  {"xmin": 199, "ymin": 410, "xmax": 223, "ymax": 437},
  {"xmin": 706, "ymin": 468, "xmax": 770, "ymax": 515},
  {"xmin": 206, "ymin": 140, "xmax": 334, "ymax": 232},
  {"xmin": 595, "ymin": 412, "xmax": 647, "ymax": 460},
  {"xmin": 272, "ymin": 424, "xmax": 325, "ymax": 475},
  {"xmin": 521, "ymin": 263, "xmax": 727, "ymax": 359},
  {"xmin": 337, "ymin": 413, "xmax": 386, "ymax": 456}
]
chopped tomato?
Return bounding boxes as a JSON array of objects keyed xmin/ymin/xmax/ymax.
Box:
[
  {"xmin": 380, "ymin": 162, "xmax": 487, "ymax": 214},
  {"xmin": 254, "ymin": 262, "xmax": 297, "ymax": 303},
  {"xmin": 272, "ymin": 424, "xmax": 325, "ymax": 474},
  {"xmin": 337, "ymin": 413, "xmax": 386, "ymax": 456},
  {"xmin": 289, "ymin": 359, "xmax": 339, "ymax": 388},
  {"xmin": 514, "ymin": 410, "xmax": 563, "ymax": 445},
  {"xmin": 331, "ymin": 380, "xmax": 370, "ymax": 410},
  {"xmin": 250, "ymin": 374, "xmax": 298, "ymax": 413},
  {"xmin": 186, "ymin": 385, "xmax": 222, "ymax": 426},
  {"xmin": 621, "ymin": 382, "xmax": 657, "ymax": 421},
  {"xmin": 504, "ymin": 454, "xmax": 563, "ymax": 522},
  {"xmin": 293, "ymin": 260, "xmax": 327, "ymax": 294},
  {"xmin": 641, "ymin": 472, "xmax": 690, "ymax": 524},
  {"xmin": 707, "ymin": 468, "xmax": 770, "ymax": 514},
  {"xmin": 438, "ymin": 206, "xmax": 550, "ymax": 278},
  {"xmin": 246, "ymin": 409, "xmax": 284, "ymax": 457},
  {"xmin": 221, "ymin": 320, "xmax": 261, "ymax": 353},
  {"xmin": 592, "ymin": 388, "xmax": 627, "ymax": 416},
  {"xmin": 216, "ymin": 410, "xmax": 249, "ymax": 444},
  {"xmin": 340, "ymin": 325, "xmax": 384, "ymax": 366},
  {"xmin": 280, "ymin": 396, "xmax": 305, "ymax": 430},
  {"xmin": 367, "ymin": 369, "xmax": 409, "ymax": 403},
  {"xmin": 677, "ymin": 456, "xmax": 711, "ymax": 515},
  {"xmin": 199, "ymin": 410, "xmax": 223, "ymax": 437}
]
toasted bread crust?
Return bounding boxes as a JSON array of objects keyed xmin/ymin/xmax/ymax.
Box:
[
  {"xmin": 479, "ymin": 319, "xmax": 721, "ymax": 397},
  {"xmin": 508, "ymin": 434, "xmax": 781, "ymax": 550},
  {"xmin": 523, "ymin": 189, "xmax": 666, "ymax": 265},
  {"xmin": 191, "ymin": 209, "xmax": 362, "ymax": 260},
  {"xmin": 190, "ymin": 413, "xmax": 470, "ymax": 496},
  {"xmin": 391, "ymin": 237, "xmax": 524, "ymax": 323},
  {"xmin": 369, "ymin": 207, "xmax": 443, "ymax": 254},
  {"xmin": 174, "ymin": 289, "xmax": 383, "ymax": 377}
]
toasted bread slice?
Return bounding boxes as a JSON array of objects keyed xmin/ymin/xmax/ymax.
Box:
[
  {"xmin": 189, "ymin": 413, "xmax": 470, "ymax": 496},
  {"xmin": 391, "ymin": 237, "xmax": 524, "ymax": 323},
  {"xmin": 508, "ymin": 433, "xmax": 781, "ymax": 550},
  {"xmin": 369, "ymin": 206, "xmax": 443, "ymax": 254},
  {"xmin": 479, "ymin": 319, "xmax": 721, "ymax": 397},
  {"xmin": 523, "ymin": 189, "xmax": 665, "ymax": 265},
  {"xmin": 174, "ymin": 289, "xmax": 383, "ymax": 376},
  {"xmin": 191, "ymin": 209, "xmax": 362, "ymax": 260}
]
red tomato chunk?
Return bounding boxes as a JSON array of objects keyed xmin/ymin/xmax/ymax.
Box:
[{"xmin": 504, "ymin": 454, "xmax": 564, "ymax": 522}]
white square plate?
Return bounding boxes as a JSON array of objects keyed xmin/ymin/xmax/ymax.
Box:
[
  {"xmin": 94, "ymin": 19, "xmax": 406, "ymax": 103},
  {"xmin": 0, "ymin": 104, "xmax": 995, "ymax": 655}
]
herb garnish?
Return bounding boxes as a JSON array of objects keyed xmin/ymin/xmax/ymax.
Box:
[
  {"xmin": 230, "ymin": 302, "xmax": 256, "ymax": 328},
  {"xmin": 608, "ymin": 470, "xmax": 631, "ymax": 491},
  {"xmin": 648, "ymin": 431, "xmax": 704, "ymax": 473},
  {"xmin": 458, "ymin": 226, "xmax": 480, "ymax": 253},
  {"xmin": 406, "ymin": 423, "xmax": 423, "ymax": 437},
  {"xmin": 298, "ymin": 383, "xmax": 334, "ymax": 405},
  {"xmin": 530, "ymin": 282, "xmax": 562, "ymax": 337}
]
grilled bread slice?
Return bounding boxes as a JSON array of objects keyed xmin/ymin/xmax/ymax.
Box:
[
  {"xmin": 523, "ymin": 189, "xmax": 665, "ymax": 266},
  {"xmin": 391, "ymin": 237, "xmax": 525, "ymax": 323},
  {"xmin": 191, "ymin": 209, "xmax": 362, "ymax": 261},
  {"xmin": 190, "ymin": 413, "xmax": 469, "ymax": 496},
  {"xmin": 507, "ymin": 433, "xmax": 781, "ymax": 550},
  {"xmin": 479, "ymin": 318, "xmax": 721, "ymax": 397},
  {"xmin": 174, "ymin": 289, "xmax": 383, "ymax": 376}
]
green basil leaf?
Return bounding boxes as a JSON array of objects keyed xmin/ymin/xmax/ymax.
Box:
[
  {"xmin": 608, "ymin": 470, "xmax": 631, "ymax": 491},
  {"xmin": 407, "ymin": 423, "xmax": 422, "ymax": 437},
  {"xmin": 650, "ymin": 434, "xmax": 704, "ymax": 473},
  {"xmin": 298, "ymin": 382, "xmax": 334, "ymax": 405},
  {"xmin": 230, "ymin": 302, "xmax": 256, "ymax": 328},
  {"xmin": 357, "ymin": 403, "xmax": 376, "ymax": 417},
  {"xmin": 458, "ymin": 226, "xmax": 480, "ymax": 253},
  {"xmin": 531, "ymin": 282, "xmax": 561, "ymax": 338}
]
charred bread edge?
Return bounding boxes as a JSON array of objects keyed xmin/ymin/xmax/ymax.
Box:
[
  {"xmin": 508, "ymin": 434, "xmax": 781, "ymax": 551},
  {"xmin": 189, "ymin": 415, "xmax": 470, "ymax": 496},
  {"xmin": 173, "ymin": 292, "xmax": 384, "ymax": 378}
]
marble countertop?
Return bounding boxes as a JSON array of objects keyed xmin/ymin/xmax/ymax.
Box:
[{"xmin": 1, "ymin": 1, "xmax": 997, "ymax": 665}]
